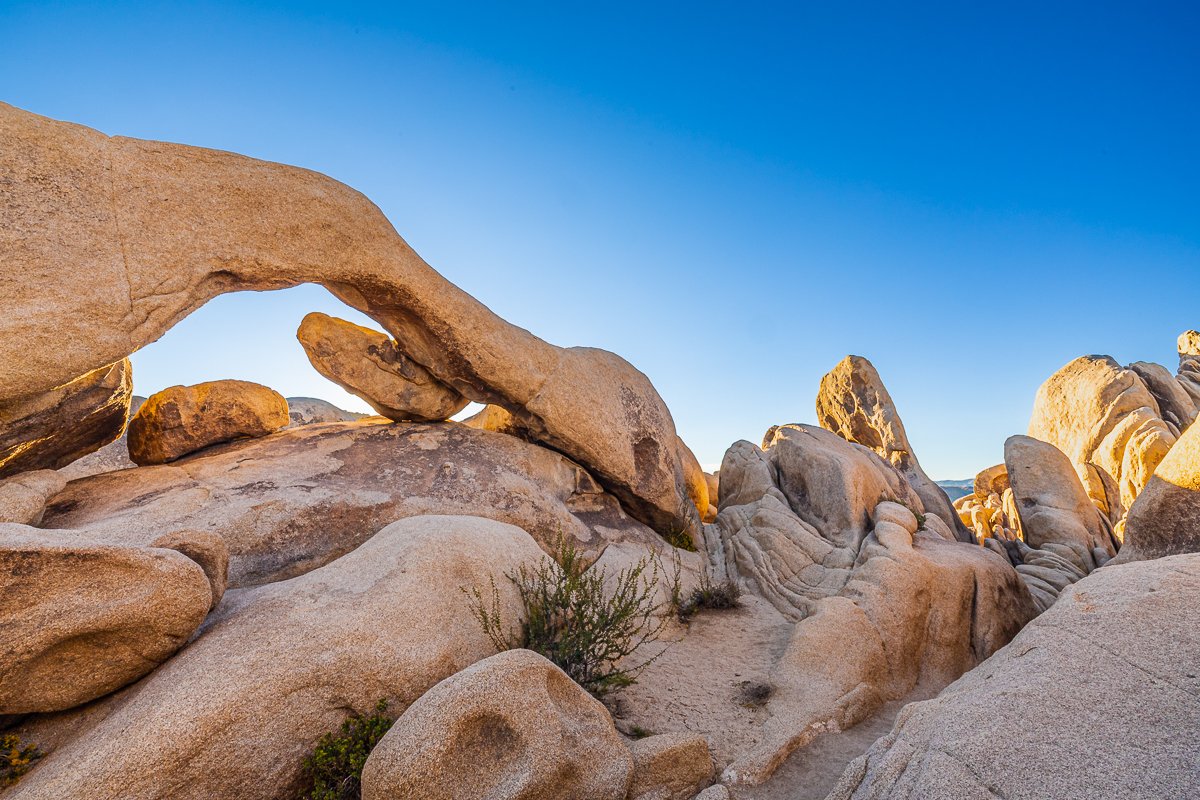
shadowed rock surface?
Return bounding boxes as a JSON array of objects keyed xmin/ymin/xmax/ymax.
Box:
[
  {"xmin": 1115, "ymin": 417, "xmax": 1200, "ymax": 563},
  {"xmin": 0, "ymin": 360, "xmax": 131, "ymax": 478}
]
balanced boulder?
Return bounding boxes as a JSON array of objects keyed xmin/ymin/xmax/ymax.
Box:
[
  {"xmin": 0, "ymin": 359, "xmax": 131, "ymax": 479},
  {"xmin": 127, "ymin": 380, "xmax": 289, "ymax": 465},
  {"xmin": 361, "ymin": 649, "xmax": 634, "ymax": 800},
  {"xmin": 297, "ymin": 312, "xmax": 468, "ymax": 422},
  {"xmin": 0, "ymin": 524, "xmax": 212, "ymax": 713}
]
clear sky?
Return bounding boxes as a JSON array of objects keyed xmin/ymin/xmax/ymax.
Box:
[{"xmin": 3, "ymin": 2, "xmax": 1198, "ymax": 477}]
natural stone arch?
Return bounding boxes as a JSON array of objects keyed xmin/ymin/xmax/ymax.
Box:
[{"xmin": 0, "ymin": 101, "xmax": 698, "ymax": 538}]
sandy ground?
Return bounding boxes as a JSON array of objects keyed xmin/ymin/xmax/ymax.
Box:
[{"xmin": 611, "ymin": 594, "xmax": 931, "ymax": 800}]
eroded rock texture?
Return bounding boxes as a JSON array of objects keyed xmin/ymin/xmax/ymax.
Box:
[
  {"xmin": 816, "ymin": 355, "xmax": 969, "ymax": 541},
  {"xmin": 42, "ymin": 419, "xmax": 660, "ymax": 587},
  {"xmin": 0, "ymin": 101, "xmax": 697, "ymax": 540},
  {"xmin": 708, "ymin": 424, "xmax": 1035, "ymax": 785},
  {"xmin": 828, "ymin": 555, "xmax": 1200, "ymax": 800},
  {"xmin": 1116, "ymin": 416, "xmax": 1200, "ymax": 563}
]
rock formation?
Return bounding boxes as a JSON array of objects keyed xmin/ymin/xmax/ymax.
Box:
[
  {"xmin": 627, "ymin": 733, "xmax": 714, "ymax": 800},
  {"xmin": 0, "ymin": 360, "xmax": 131, "ymax": 478},
  {"xmin": 56, "ymin": 395, "xmax": 146, "ymax": 480},
  {"xmin": 297, "ymin": 312, "xmax": 469, "ymax": 422},
  {"xmin": 0, "ymin": 101, "xmax": 698, "ymax": 541},
  {"xmin": 126, "ymin": 380, "xmax": 289, "ymax": 465},
  {"xmin": 1115, "ymin": 415, "xmax": 1200, "ymax": 562},
  {"xmin": 361, "ymin": 649, "xmax": 635, "ymax": 800},
  {"xmin": 0, "ymin": 524, "xmax": 213, "ymax": 713},
  {"xmin": 827, "ymin": 554, "xmax": 1200, "ymax": 800},
  {"xmin": 816, "ymin": 356, "xmax": 970, "ymax": 541},
  {"xmin": 284, "ymin": 396, "xmax": 365, "ymax": 426},
  {"xmin": 0, "ymin": 469, "xmax": 65, "ymax": 525},
  {"xmin": 40, "ymin": 418, "xmax": 659, "ymax": 587},
  {"xmin": 708, "ymin": 424, "xmax": 1035, "ymax": 785},
  {"xmin": 4, "ymin": 516, "xmax": 543, "ymax": 800}
]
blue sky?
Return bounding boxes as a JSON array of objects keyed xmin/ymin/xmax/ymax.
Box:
[{"xmin": 2, "ymin": 2, "xmax": 1197, "ymax": 476}]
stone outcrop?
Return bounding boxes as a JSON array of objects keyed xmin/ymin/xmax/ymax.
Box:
[
  {"xmin": 1115, "ymin": 417, "xmax": 1200, "ymax": 562},
  {"xmin": 827, "ymin": 554, "xmax": 1200, "ymax": 800},
  {"xmin": 0, "ymin": 469, "xmax": 66, "ymax": 525},
  {"xmin": 0, "ymin": 360, "xmax": 131, "ymax": 479},
  {"xmin": 709, "ymin": 425, "xmax": 1035, "ymax": 785},
  {"xmin": 0, "ymin": 524, "xmax": 212, "ymax": 713},
  {"xmin": 284, "ymin": 396, "xmax": 365, "ymax": 427},
  {"xmin": 5, "ymin": 516, "xmax": 544, "ymax": 800},
  {"xmin": 297, "ymin": 312, "xmax": 468, "ymax": 422},
  {"xmin": 56, "ymin": 395, "xmax": 146, "ymax": 480},
  {"xmin": 1027, "ymin": 353, "xmax": 1191, "ymax": 515},
  {"xmin": 41, "ymin": 419, "xmax": 659, "ymax": 588},
  {"xmin": 126, "ymin": 380, "xmax": 289, "ymax": 465},
  {"xmin": 816, "ymin": 355, "xmax": 969, "ymax": 541},
  {"xmin": 627, "ymin": 733, "xmax": 714, "ymax": 800},
  {"xmin": 1177, "ymin": 330, "xmax": 1200, "ymax": 409},
  {"xmin": 361, "ymin": 649, "xmax": 634, "ymax": 800},
  {"xmin": 0, "ymin": 102, "xmax": 698, "ymax": 541}
]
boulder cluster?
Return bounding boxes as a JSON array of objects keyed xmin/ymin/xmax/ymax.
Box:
[{"xmin": 1, "ymin": 102, "xmax": 1197, "ymax": 800}]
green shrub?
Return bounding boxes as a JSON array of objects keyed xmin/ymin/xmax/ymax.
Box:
[
  {"xmin": 676, "ymin": 570, "xmax": 742, "ymax": 622},
  {"xmin": 0, "ymin": 734, "xmax": 42, "ymax": 788},
  {"xmin": 467, "ymin": 536, "xmax": 678, "ymax": 699},
  {"xmin": 301, "ymin": 700, "xmax": 393, "ymax": 800}
]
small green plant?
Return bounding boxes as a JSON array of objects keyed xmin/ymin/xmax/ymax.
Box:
[
  {"xmin": 301, "ymin": 700, "xmax": 393, "ymax": 800},
  {"xmin": 661, "ymin": 526, "xmax": 697, "ymax": 552},
  {"xmin": 0, "ymin": 733, "xmax": 42, "ymax": 788},
  {"xmin": 628, "ymin": 725, "xmax": 654, "ymax": 739},
  {"xmin": 676, "ymin": 570, "xmax": 742, "ymax": 622},
  {"xmin": 467, "ymin": 536, "xmax": 678, "ymax": 699}
]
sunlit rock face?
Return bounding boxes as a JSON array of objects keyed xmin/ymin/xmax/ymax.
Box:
[
  {"xmin": 0, "ymin": 101, "xmax": 698, "ymax": 541},
  {"xmin": 816, "ymin": 355, "xmax": 971, "ymax": 542},
  {"xmin": 296, "ymin": 312, "xmax": 468, "ymax": 422},
  {"xmin": 707, "ymin": 423, "xmax": 1035, "ymax": 786},
  {"xmin": 1115, "ymin": 417, "xmax": 1200, "ymax": 563},
  {"xmin": 827, "ymin": 555, "xmax": 1200, "ymax": 800},
  {"xmin": 1027, "ymin": 338, "xmax": 1199, "ymax": 525}
]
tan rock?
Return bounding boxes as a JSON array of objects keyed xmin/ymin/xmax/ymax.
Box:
[
  {"xmin": 817, "ymin": 355, "xmax": 969, "ymax": 541},
  {"xmin": 1130, "ymin": 360, "xmax": 1198, "ymax": 434},
  {"xmin": 1004, "ymin": 435, "xmax": 1116, "ymax": 573},
  {"xmin": 0, "ymin": 469, "xmax": 65, "ymax": 524},
  {"xmin": 0, "ymin": 360, "xmax": 131, "ymax": 479},
  {"xmin": 460, "ymin": 403, "xmax": 537, "ymax": 440},
  {"xmin": 284, "ymin": 396, "xmax": 365, "ymax": 427},
  {"xmin": 0, "ymin": 524, "xmax": 211, "ymax": 713},
  {"xmin": 127, "ymin": 380, "xmax": 289, "ymax": 465},
  {"xmin": 1180, "ymin": 330, "xmax": 1200, "ymax": 357},
  {"xmin": 628, "ymin": 733, "xmax": 714, "ymax": 800},
  {"xmin": 1115, "ymin": 417, "xmax": 1200, "ymax": 562},
  {"xmin": 361, "ymin": 649, "xmax": 633, "ymax": 800},
  {"xmin": 297, "ymin": 312, "xmax": 468, "ymax": 422},
  {"xmin": 971, "ymin": 464, "xmax": 1008, "ymax": 500},
  {"xmin": 677, "ymin": 437, "xmax": 711, "ymax": 533},
  {"xmin": 5, "ymin": 516, "xmax": 544, "ymax": 800},
  {"xmin": 149, "ymin": 530, "xmax": 229, "ymax": 610},
  {"xmin": 42, "ymin": 419, "xmax": 659, "ymax": 588},
  {"xmin": 827, "ymin": 555, "xmax": 1200, "ymax": 800},
  {"xmin": 0, "ymin": 102, "xmax": 697, "ymax": 541}
]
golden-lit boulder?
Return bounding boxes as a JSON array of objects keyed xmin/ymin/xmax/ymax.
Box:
[
  {"xmin": 297, "ymin": 312, "xmax": 467, "ymax": 422},
  {"xmin": 127, "ymin": 380, "xmax": 289, "ymax": 465},
  {"xmin": 1116, "ymin": 417, "xmax": 1200, "ymax": 562}
]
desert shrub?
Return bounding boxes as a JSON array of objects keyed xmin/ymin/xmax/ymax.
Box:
[
  {"xmin": 301, "ymin": 700, "xmax": 393, "ymax": 800},
  {"xmin": 467, "ymin": 536, "xmax": 678, "ymax": 699},
  {"xmin": 0, "ymin": 734, "xmax": 42, "ymax": 788},
  {"xmin": 676, "ymin": 570, "xmax": 742, "ymax": 622}
]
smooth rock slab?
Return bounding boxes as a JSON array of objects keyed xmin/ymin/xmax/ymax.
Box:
[
  {"xmin": 0, "ymin": 524, "xmax": 212, "ymax": 713},
  {"xmin": 362, "ymin": 649, "xmax": 633, "ymax": 800},
  {"xmin": 827, "ymin": 555, "xmax": 1200, "ymax": 800},
  {"xmin": 6, "ymin": 516, "xmax": 544, "ymax": 800}
]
